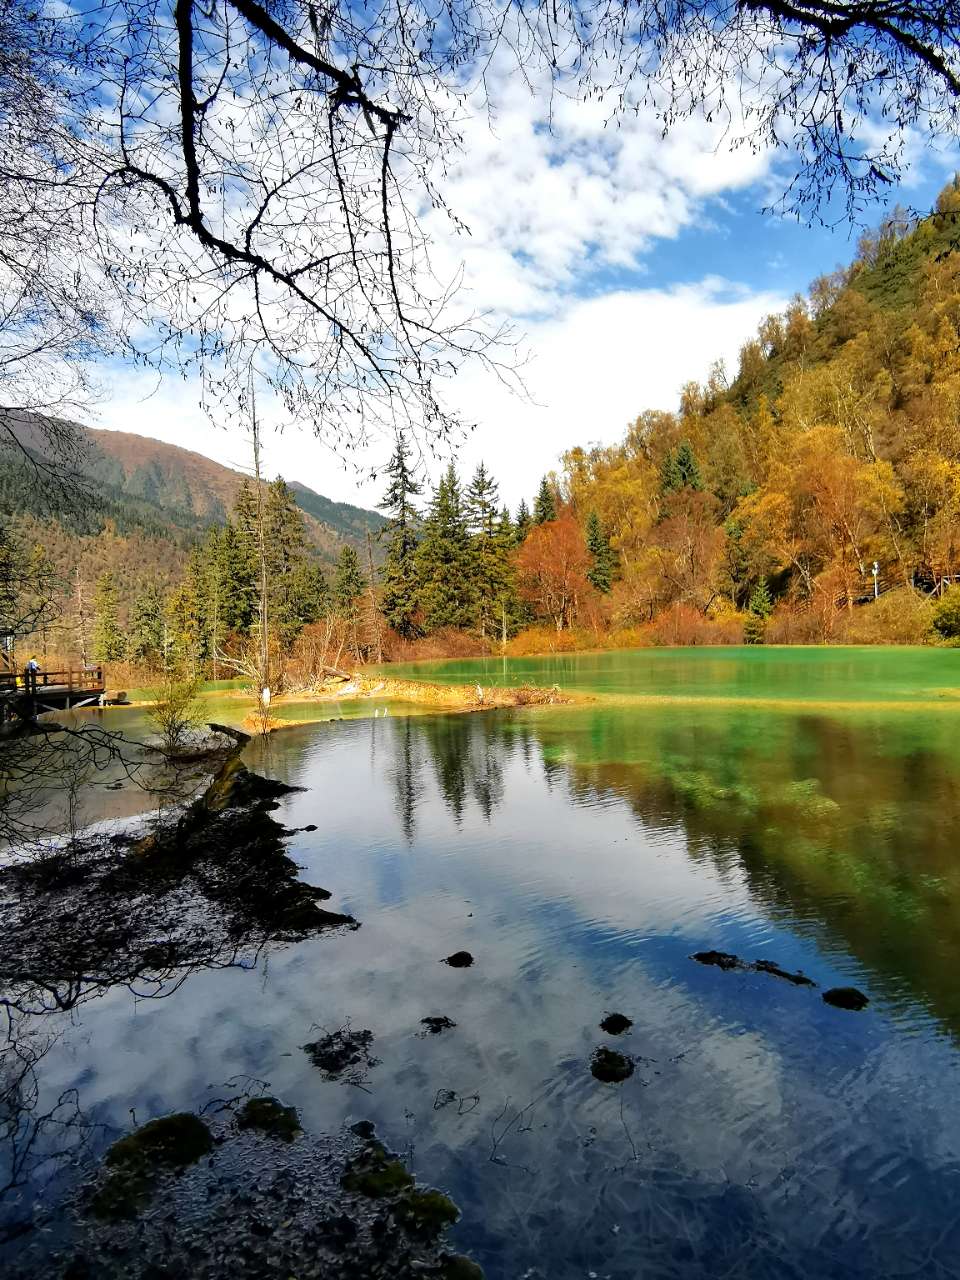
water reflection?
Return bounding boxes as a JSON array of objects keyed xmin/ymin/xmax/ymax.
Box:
[{"xmin": 6, "ymin": 702, "xmax": 960, "ymax": 1277}]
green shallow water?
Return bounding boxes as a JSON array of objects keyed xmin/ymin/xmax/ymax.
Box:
[
  {"xmin": 8, "ymin": 646, "xmax": 960, "ymax": 1277},
  {"xmin": 382, "ymin": 644, "xmax": 960, "ymax": 705}
]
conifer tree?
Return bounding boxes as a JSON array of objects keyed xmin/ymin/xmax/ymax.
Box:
[
  {"xmin": 215, "ymin": 521, "xmax": 258, "ymax": 634},
  {"xmin": 333, "ymin": 544, "xmax": 366, "ymax": 656},
  {"xmin": 467, "ymin": 465, "xmax": 506, "ymax": 636},
  {"xmin": 129, "ymin": 582, "xmax": 167, "ymax": 666},
  {"xmin": 334, "ymin": 545, "xmax": 366, "ymax": 613},
  {"xmin": 415, "ymin": 465, "xmax": 473, "ymax": 630},
  {"xmin": 585, "ymin": 510, "xmax": 615, "ymax": 593},
  {"xmin": 515, "ymin": 499, "xmax": 532, "ymax": 543},
  {"xmin": 533, "ymin": 476, "xmax": 558, "ymax": 525},
  {"xmin": 748, "ymin": 578, "xmax": 773, "ymax": 618},
  {"xmin": 91, "ymin": 571, "xmax": 126, "ymax": 662},
  {"xmin": 659, "ymin": 448, "xmax": 683, "ymax": 494},
  {"xmin": 263, "ymin": 477, "xmax": 316, "ymax": 644},
  {"xmin": 670, "ymin": 442, "xmax": 703, "ymax": 491},
  {"xmin": 165, "ymin": 572, "xmax": 205, "ymax": 673},
  {"xmin": 465, "ymin": 462, "xmax": 499, "ymax": 537},
  {"xmin": 378, "ymin": 433, "xmax": 422, "ymax": 638}
]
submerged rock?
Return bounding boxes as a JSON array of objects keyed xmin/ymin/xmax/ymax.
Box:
[
  {"xmin": 29, "ymin": 1111, "xmax": 485, "ymax": 1280},
  {"xmin": 304, "ymin": 1026, "xmax": 379, "ymax": 1081},
  {"xmin": 91, "ymin": 1112, "xmax": 214, "ymax": 1220},
  {"xmin": 693, "ymin": 951, "xmax": 816, "ymax": 987},
  {"xmin": 692, "ymin": 950, "xmax": 743, "ymax": 971},
  {"xmin": 237, "ymin": 1096, "xmax": 301, "ymax": 1141},
  {"xmin": 443, "ymin": 950, "xmax": 474, "ymax": 968},
  {"xmin": 599, "ymin": 1012, "xmax": 633, "ymax": 1035},
  {"xmin": 754, "ymin": 959, "xmax": 817, "ymax": 987},
  {"xmin": 822, "ymin": 986, "xmax": 870, "ymax": 1011},
  {"xmin": 590, "ymin": 1047, "xmax": 634, "ymax": 1083},
  {"xmin": 420, "ymin": 1016, "xmax": 457, "ymax": 1035},
  {"xmin": 440, "ymin": 1257, "xmax": 485, "ymax": 1280}
]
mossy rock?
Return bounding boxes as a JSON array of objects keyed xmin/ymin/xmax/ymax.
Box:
[
  {"xmin": 92, "ymin": 1113, "xmax": 213, "ymax": 1220},
  {"xmin": 237, "ymin": 1096, "xmax": 301, "ymax": 1141},
  {"xmin": 341, "ymin": 1142, "xmax": 415, "ymax": 1198},
  {"xmin": 395, "ymin": 1188, "xmax": 460, "ymax": 1239},
  {"xmin": 104, "ymin": 1112, "xmax": 213, "ymax": 1170},
  {"xmin": 590, "ymin": 1047, "xmax": 634, "ymax": 1083},
  {"xmin": 440, "ymin": 1256, "xmax": 485, "ymax": 1280}
]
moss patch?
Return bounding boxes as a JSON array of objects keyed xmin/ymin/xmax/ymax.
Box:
[
  {"xmin": 237, "ymin": 1096, "xmax": 301, "ymax": 1141},
  {"xmin": 341, "ymin": 1142, "xmax": 415, "ymax": 1198},
  {"xmin": 396, "ymin": 1188, "xmax": 460, "ymax": 1239},
  {"xmin": 92, "ymin": 1113, "xmax": 213, "ymax": 1219}
]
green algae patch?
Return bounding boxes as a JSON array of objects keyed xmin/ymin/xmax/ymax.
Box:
[
  {"xmin": 396, "ymin": 1187, "xmax": 460, "ymax": 1239},
  {"xmin": 341, "ymin": 1141, "xmax": 415, "ymax": 1197},
  {"xmin": 92, "ymin": 1113, "xmax": 213, "ymax": 1220},
  {"xmin": 237, "ymin": 1096, "xmax": 301, "ymax": 1141}
]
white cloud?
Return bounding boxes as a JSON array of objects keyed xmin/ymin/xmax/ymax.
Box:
[
  {"xmin": 89, "ymin": 61, "xmax": 785, "ymax": 510},
  {"xmin": 93, "ymin": 276, "xmax": 784, "ymax": 509}
]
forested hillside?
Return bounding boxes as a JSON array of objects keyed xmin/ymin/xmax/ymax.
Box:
[
  {"xmin": 9, "ymin": 182, "xmax": 960, "ymax": 674},
  {"xmin": 0, "ymin": 420, "xmax": 387, "ymax": 659},
  {"xmin": 549, "ymin": 178, "xmax": 960, "ymax": 645}
]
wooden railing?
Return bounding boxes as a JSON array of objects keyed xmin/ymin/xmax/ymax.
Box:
[{"xmin": 0, "ymin": 666, "xmax": 104, "ymax": 693}]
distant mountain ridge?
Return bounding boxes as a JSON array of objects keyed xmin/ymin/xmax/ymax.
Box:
[
  {"xmin": 0, "ymin": 416, "xmax": 387, "ymax": 636},
  {"xmin": 82, "ymin": 428, "xmax": 388, "ymax": 553}
]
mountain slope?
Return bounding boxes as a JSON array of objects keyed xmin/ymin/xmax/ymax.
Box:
[{"xmin": 0, "ymin": 418, "xmax": 387, "ymax": 646}]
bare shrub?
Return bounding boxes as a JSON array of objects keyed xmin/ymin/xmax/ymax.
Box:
[{"xmin": 147, "ymin": 677, "xmax": 205, "ymax": 755}]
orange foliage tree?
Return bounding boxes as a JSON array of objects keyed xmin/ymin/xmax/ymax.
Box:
[{"xmin": 516, "ymin": 514, "xmax": 594, "ymax": 632}]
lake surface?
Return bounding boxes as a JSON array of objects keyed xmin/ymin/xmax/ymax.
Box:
[{"xmin": 5, "ymin": 646, "xmax": 960, "ymax": 1276}]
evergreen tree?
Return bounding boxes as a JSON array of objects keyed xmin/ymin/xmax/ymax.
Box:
[
  {"xmin": 670, "ymin": 441, "xmax": 703, "ymax": 491},
  {"xmin": 467, "ymin": 467, "xmax": 509, "ymax": 637},
  {"xmin": 744, "ymin": 579, "xmax": 772, "ymax": 644},
  {"xmin": 659, "ymin": 449, "xmax": 683, "ymax": 494},
  {"xmin": 585, "ymin": 510, "xmax": 615, "ymax": 593},
  {"xmin": 515, "ymin": 499, "xmax": 532, "ymax": 542},
  {"xmin": 334, "ymin": 545, "xmax": 366, "ymax": 614},
  {"xmin": 165, "ymin": 573, "xmax": 205, "ymax": 672},
  {"xmin": 465, "ymin": 462, "xmax": 499, "ymax": 537},
  {"xmin": 748, "ymin": 578, "xmax": 773, "ymax": 618},
  {"xmin": 263, "ymin": 477, "xmax": 315, "ymax": 644},
  {"xmin": 129, "ymin": 582, "xmax": 167, "ymax": 666},
  {"xmin": 533, "ymin": 476, "xmax": 557, "ymax": 525},
  {"xmin": 215, "ymin": 521, "xmax": 257, "ymax": 634},
  {"xmin": 91, "ymin": 571, "xmax": 126, "ymax": 661},
  {"xmin": 378, "ymin": 433, "xmax": 422, "ymax": 638},
  {"xmin": 415, "ymin": 465, "xmax": 473, "ymax": 630}
]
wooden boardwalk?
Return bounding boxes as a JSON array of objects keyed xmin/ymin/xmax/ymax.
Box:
[{"xmin": 0, "ymin": 666, "xmax": 105, "ymax": 721}]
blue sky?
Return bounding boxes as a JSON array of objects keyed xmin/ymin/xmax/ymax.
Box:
[{"xmin": 92, "ymin": 64, "xmax": 959, "ymax": 512}]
